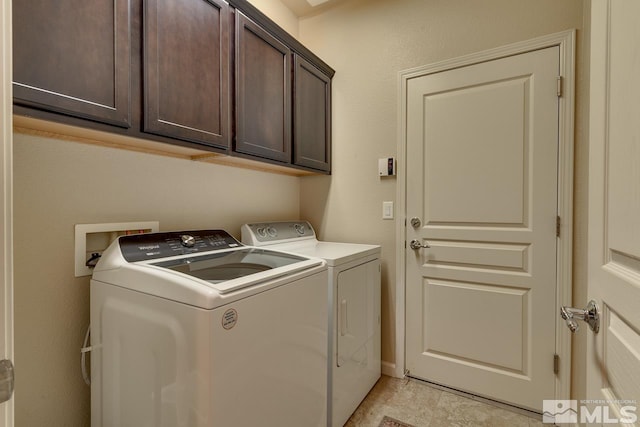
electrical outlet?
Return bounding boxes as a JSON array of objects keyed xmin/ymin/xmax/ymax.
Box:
[{"xmin": 74, "ymin": 221, "xmax": 159, "ymax": 277}]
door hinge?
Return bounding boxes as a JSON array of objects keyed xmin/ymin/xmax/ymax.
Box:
[
  {"xmin": 557, "ymin": 76, "xmax": 563, "ymax": 97},
  {"xmin": 554, "ymin": 354, "xmax": 560, "ymax": 375},
  {"xmin": 556, "ymin": 216, "xmax": 561, "ymax": 237}
]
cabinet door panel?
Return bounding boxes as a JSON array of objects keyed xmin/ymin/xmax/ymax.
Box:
[
  {"xmin": 235, "ymin": 12, "xmax": 291, "ymax": 163},
  {"xmin": 294, "ymin": 55, "xmax": 331, "ymax": 172},
  {"xmin": 144, "ymin": 0, "xmax": 230, "ymax": 149},
  {"xmin": 13, "ymin": 0, "xmax": 131, "ymax": 127}
]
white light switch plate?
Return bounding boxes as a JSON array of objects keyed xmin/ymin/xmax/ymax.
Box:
[{"xmin": 382, "ymin": 201, "xmax": 394, "ymax": 219}]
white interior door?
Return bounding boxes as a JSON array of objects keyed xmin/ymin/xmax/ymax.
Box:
[
  {"xmin": 0, "ymin": 0, "xmax": 14, "ymax": 425},
  {"xmin": 405, "ymin": 46, "xmax": 560, "ymax": 412},
  {"xmin": 585, "ymin": 1, "xmax": 640, "ymax": 424}
]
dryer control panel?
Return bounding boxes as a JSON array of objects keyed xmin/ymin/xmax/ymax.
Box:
[
  {"xmin": 241, "ymin": 221, "xmax": 316, "ymax": 246},
  {"xmin": 119, "ymin": 230, "xmax": 242, "ymax": 262}
]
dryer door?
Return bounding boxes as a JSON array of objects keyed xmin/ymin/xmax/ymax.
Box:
[
  {"xmin": 334, "ymin": 258, "xmax": 381, "ymax": 426},
  {"xmin": 336, "ymin": 259, "xmax": 381, "ymax": 368},
  {"xmin": 337, "ymin": 262, "xmax": 373, "ymax": 366}
]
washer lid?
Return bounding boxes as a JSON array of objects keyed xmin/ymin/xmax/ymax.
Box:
[{"xmin": 149, "ymin": 247, "xmax": 321, "ymax": 293}]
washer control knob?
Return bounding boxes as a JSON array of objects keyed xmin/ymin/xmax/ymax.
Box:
[
  {"xmin": 180, "ymin": 234, "xmax": 196, "ymax": 248},
  {"xmin": 267, "ymin": 226, "xmax": 277, "ymax": 238},
  {"xmin": 294, "ymin": 223, "xmax": 306, "ymax": 235},
  {"xmin": 256, "ymin": 227, "xmax": 267, "ymax": 238}
]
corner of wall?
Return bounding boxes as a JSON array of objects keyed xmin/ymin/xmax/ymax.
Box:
[{"xmin": 246, "ymin": 0, "xmax": 300, "ymax": 39}]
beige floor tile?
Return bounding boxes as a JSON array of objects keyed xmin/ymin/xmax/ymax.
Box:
[
  {"xmin": 345, "ymin": 376, "xmax": 440, "ymax": 427},
  {"xmin": 344, "ymin": 375, "xmax": 543, "ymax": 427},
  {"xmin": 428, "ymin": 391, "xmax": 533, "ymax": 427},
  {"xmin": 528, "ymin": 417, "xmax": 545, "ymax": 427}
]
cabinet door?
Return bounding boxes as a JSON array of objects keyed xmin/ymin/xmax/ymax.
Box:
[
  {"xmin": 144, "ymin": 0, "xmax": 230, "ymax": 149},
  {"xmin": 235, "ymin": 12, "xmax": 291, "ymax": 163},
  {"xmin": 294, "ymin": 55, "xmax": 331, "ymax": 172},
  {"xmin": 13, "ymin": 0, "xmax": 131, "ymax": 127}
]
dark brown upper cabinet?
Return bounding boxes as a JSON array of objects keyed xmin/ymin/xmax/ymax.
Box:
[
  {"xmin": 13, "ymin": 0, "xmax": 131, "ymax": 127},
  {"xmin": 13, "ymin": 0, "xmax": 334, "ymax": 174},
  {"xmin": 234, "ymin": 11, "xmax": 292, "ymax": 163},
  {"xmin": 143, "ymin": 0, "xmax": 230, "ymax": 149},
  {"xmin": 293, "ymin": 55, "xmax": 331, "ymax": 172}
]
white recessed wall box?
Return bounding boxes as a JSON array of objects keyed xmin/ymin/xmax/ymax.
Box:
[
  {"xmin": 378, "ymin": 157, "xmax": 396, "ymax": 176},
  {"xmin": 75, "ymin": 221, "xmax": 159, "ymax": 277}
]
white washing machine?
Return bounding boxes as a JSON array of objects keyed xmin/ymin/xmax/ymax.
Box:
[
  {"xmin": 90, "ymin": 229, "xmax": 328, "ymax": 427},
  {"xmin": 241, "ymin": 221, "xmax": 381, "ymax": 427}
]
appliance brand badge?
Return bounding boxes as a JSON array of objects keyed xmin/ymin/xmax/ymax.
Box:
[
  {"xmin": 138, "ymin": 244, "xmax": 160, "ymax": 251},
  {"xmin": 222, "ymin": 308, "xmax": 238, "ymax": 330}
]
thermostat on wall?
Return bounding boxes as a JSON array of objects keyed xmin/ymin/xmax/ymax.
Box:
[{"xmin": 378, "ymin": 157, "xmax": 396, "ymax": 176}]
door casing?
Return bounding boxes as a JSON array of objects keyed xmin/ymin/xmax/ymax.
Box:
[
  {"xmin": 394, "ymin": 30, "xmax": 576, "ymax": 405},
  {"xmin": 0, "ymin": 0, "xmax": 14, "ymax": 425}
]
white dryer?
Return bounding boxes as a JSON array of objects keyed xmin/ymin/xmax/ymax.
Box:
[
  {"xmin": 90, "ymin": 229, "xmax": 328, "ymax": 427},
  {"xmin": 241, "ymin": 221, "xmax": 381, "ymax": 427}
]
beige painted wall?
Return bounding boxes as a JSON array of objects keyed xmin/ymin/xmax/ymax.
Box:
[
  {"xmin": 13, "ymin": 137, "xmax": 300, "ymax": 427},
  {"xmin": 297, "ymin": 0, "xmax": 588, "ymax": 377},
  {"xmin": 571, "ymin": 0, "xmax": 591, "ymax": 407},
  {"xmin": 248, "ymin": 0, "xmax": 299, "ymax": 37}
]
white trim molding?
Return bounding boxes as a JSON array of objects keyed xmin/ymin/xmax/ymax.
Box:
[
  {"xmin": 395, "ymin": 30, "xmax": 576, "ymax": 407},
  {"xmin": 0, "ymin": 0, "xmax": 14, "ymax": 424}
]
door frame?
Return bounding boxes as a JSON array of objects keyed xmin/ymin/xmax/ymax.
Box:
[
  {"xmin": 0, "ymin": 0, "xmax": 14, "ymax": 424},
  {"xmin": 394, "ymin": 30, "xmax": 576, "ymax": 405}
]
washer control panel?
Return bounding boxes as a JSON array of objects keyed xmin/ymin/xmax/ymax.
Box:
[
  {"xmin": 119, "ymin": 230, "xmax": 241, "ymax": 262},
  {"xmin": 241, "ymin": 221, "xmax": 316, "ymax": 245}
]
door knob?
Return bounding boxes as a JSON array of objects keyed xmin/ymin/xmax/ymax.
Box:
[
  {"xmin": 409, "ymin": 239, "xmax": 430, "ymax": 250},
  {"xmin": 560, "ymin": 300, "xmax": 600, "ymax": 333},
  {"xmin": 410, "ymin": 217, "xmax": 422, "ymax": 228}
]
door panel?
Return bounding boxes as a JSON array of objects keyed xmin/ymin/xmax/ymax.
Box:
[
  {"xmin": 144, "ymin": 0, "xmax": 230, "ymax": 148},
  {"xmin": 406, "ymin": 47, "xmax": 559, "ymax": 411},
  {"xmin": 424, "ymin": 77, "xmax": 528, "ymax": 225},
  {"xmin": 13, "ymin": 0, "xmax": 131, "ymax": 127},
  {"xmin": 235, "ymin": 12, "xmax": 291, "ymax": 163},
  {"xmin": 587, "ymin": 0, "xmax": 640, "ymax": 422},
  {"xmin": 294, "ymin": 55, "xmax": 331, "ymax": 172},
  {"xmin": 424, "ymin": 279, "xmax": 528, "ymax": 372}
]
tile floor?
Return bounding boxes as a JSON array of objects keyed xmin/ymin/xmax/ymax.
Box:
[{"xmin": 345, "ymin": 375, "xmax": 546, "ymax": 427}]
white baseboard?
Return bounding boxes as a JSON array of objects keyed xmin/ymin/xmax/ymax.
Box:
[{"xmin": 381, "ymin": 361, "xmax": 402, "ymax": 378}]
